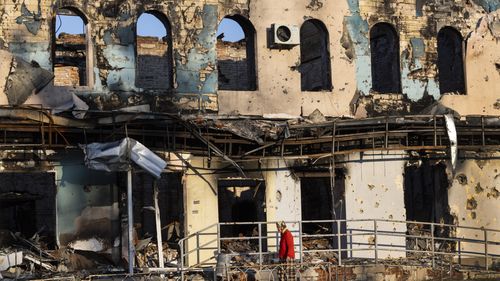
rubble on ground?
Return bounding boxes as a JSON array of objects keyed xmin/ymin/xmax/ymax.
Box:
[
  {"xmin": 302, "ymin": 237, "xmax": 338, "ymax": 263},
  {"xmin": 135, "ymin": 239, "xmax": 178, "ymax": 268},
  {"xmin": 0, "ymin": 229, "xmax": 179, "ymax": 279}
]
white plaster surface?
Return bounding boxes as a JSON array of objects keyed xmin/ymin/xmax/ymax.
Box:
[{"xmin": 344, "ymin": 151, "xmax": 407, "ymax": 259}]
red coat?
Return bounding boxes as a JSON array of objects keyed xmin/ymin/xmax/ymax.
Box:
[{"xmin": 278, "ymin": 229, "xmax": 295, "ymax": 259}]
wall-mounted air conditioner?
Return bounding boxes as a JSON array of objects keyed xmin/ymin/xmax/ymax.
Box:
[{"xmin": 268, "ymin": 24, "xmax": 300, "ymax": 49}]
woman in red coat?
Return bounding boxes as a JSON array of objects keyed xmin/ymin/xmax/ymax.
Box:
[{"xmin": 277, "ymin": 221, "xmax": 295, "ymax": 281}]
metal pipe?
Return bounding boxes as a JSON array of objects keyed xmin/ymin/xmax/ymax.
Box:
[
  {"xmin": 127, "ymin": 168, "xmax": 134, "ymax": 275},
  {"xmin": 154, "ymin": 185, "xmax": 165, "ymax": 270},
  {"xmin": 337, "ymin": 220, "xmax": 342, "ymax": 266},
  {"xmin": 484, "ymin": 229, "xmax": 489, "ymax": 271},
  {"xmin": 374, "ymin": 220, "xmax": 378, "ymax": 264},
  {"xmin": 431, "ymin": 224, "xmax": 435, "ymax": 268},
  {"xmin": 258, "ymin": 223, "xmax": 263, "ymax": 266},
  {"xmin": 299, "ymin": 221, "xmax": 303, "ymax": 263}
]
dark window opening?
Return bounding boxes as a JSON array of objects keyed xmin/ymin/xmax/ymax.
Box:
[
  {"xmin": 217, "ymin": 16, "xmax": 257, "ymax": 91},
  {"xmin": 0, "ymin": 173, "xmax": 56, "ymax": 248},
  {"xmin": 370, "ymin": 23, "xmax": 401, "ymax": 93},
  {"xmin": 404, "ymin": 161, "xmax": 454, "ymax": 255},
  {"xmin": 132, "ymin": 173, "xmax": 184, "ymax": 247},
  {"xmin": 301, "ymin": 172, "xmax": 347, "ymax": 260},
  {"xmin": 53, "ymin": 8, "xmax": 88, "ymax": 87},
  {"xmin": 218, "ymin": 179, "xmax": 266, "ymax": 252},
  {"xmin": 437, "ymin": 27, "xmax": 465, "ymax": 94},
  {"xmin": 136, "ymin": 11, "xmax": 173, "ymax": 90},
  {"xmin": 300, "ymin": 19, "xmax": 332, "ymax": 91}
]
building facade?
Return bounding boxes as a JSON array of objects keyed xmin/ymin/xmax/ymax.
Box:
[{"xmin": 0, "ymin": 0, "xmax": 499, "ymax": 278}]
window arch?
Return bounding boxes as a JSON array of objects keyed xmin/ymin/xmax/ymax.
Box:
[
  {"xmin": 300, "ymin": 19, "xmax": 332, "ymax": 91},
  {"xmin": 370, "ymin": 23, "xmax": 401, "ymax": 93},
  {"xmin": 53, "ymin": 7, "xmax": 91, "ymax": 87},
  {"xmin": 216, "ymin": 15, "xmax": 257, "ymax": 91},
  {"xmin": 136, "ymin": 11, "xmax": 173, "ymax": 89},
  {"xmin": 437, "ymin": 27, "xmax": 465, "ymax": 94}
]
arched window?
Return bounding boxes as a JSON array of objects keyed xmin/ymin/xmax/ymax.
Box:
[
  {"xmin": 300, "ymin": 19, "xmax": 332, "ymax": 91},
  {"xmin": 53, "ymin": 8, "xmax": 90, "ymax": 87},
  {"xmin": 437, "ymin": 27, "xmax": 465, "ymax": 94},
  {"xmin": 216, "ymin": 15, "xmax": 257, "ymax": 91},
  {"xmin": 136, "ymin": 11, "xmax": 173, "ymax": 89},
  {"xmin": 370, "ymin": 23, "xmax": 401, "ymax": 93}
]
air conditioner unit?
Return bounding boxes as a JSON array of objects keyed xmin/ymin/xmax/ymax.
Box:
[{"xmin": 268, "ymin": 24, "xmax": 300, "ymax": 49}]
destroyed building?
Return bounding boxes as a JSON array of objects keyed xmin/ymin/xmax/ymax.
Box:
[{"xmin": 0, "ymin": 0, "xmax": 499, "ymax": 280}]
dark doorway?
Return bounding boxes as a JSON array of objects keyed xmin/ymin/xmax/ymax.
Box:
[
  {"xmin": 218, "ymin": 179, "xmax": 266, "ymax": 251},
  {"xmin": 370, "ymin": 23, "xmax": 401, "ymax": 93},
  {"xmin": 0, "ymin": 173, "xmax": 56, "ymax": 247},
  {"xmin": 404, "ymin": 161, "xmax": 453, "ymax": 254},
  {"xmin": 300, "ymin": 171, "xmax": 347, "ymax": 259},
  {"xmin": 217, "ymin": 15, "xmax": 257, "ymax": 91},
  {"xmin": 437, "ymin": 27, "xmax": 465, "ymax": 94},
  {"xmin": 132, "ymin": 172, "xmax": 184, "ymax": 245},
  {"xmin": 404, "ymin": 161, "xmax": 452, "ymax": 225},
  {"xmin": 300, "ymin": 19, "xmax": 332, "ymax": 91}
]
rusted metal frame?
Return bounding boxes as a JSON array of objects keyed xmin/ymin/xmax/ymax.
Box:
[
  {"xmin": 52, "ymin": 127, "xmax": 71, "ymax": 147},
  {"xmin": 103, "ymin": 112, "xmax": 143, "ymax": 142},
  {"xmin": 173, "ymin": 151, "xmax": 216, "ymax": 195},
  {"xmin": 241, "ymin": 142, "xmax": 277, "ymax": 158},
  {"xmin": 283, "ymin": 132, "xmax": 410, "ymax": 145},
  {"xmin": 181, "ymin": 123, "xmax": 246, "ymax": 177}
]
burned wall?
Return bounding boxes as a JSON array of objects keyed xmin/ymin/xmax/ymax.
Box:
[
  {"xmin": 0, "ymin": 172, "xmax": 56, "ymax": 245},
  {"xmin": 350, "ymin": 0, "xmax": 500, "ymax": 116},
  {"xmin": 0, "ymin": 0, "xmax": 219, "ymax": 113},
  {"xmin": 0, "ymin": 0, "xmax": 499, "ymax": 116},
  {"xmin": 55, "ymin": 155, "xmax": 120, "ymax": 253}
]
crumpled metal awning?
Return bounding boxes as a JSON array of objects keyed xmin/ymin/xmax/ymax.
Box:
[{"xmin": 81, "ymin": 137, "xmax": 167, "ymax": 178}]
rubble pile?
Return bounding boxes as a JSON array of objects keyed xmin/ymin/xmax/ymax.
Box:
[
  {"xmin": 135, "ymin": 238, "xmax": 178, "ymax": 268},
  {"xmin": 221, "ymin": 239, "xmax": 257, "ymax": 253},
  {"xmin": 0, "ymin": 226, "xmax": 182, "ymax": 279},
  {"xmin": 302, "ymin": 237, "xmax": 338, "ymax": 263},
  {"xmin": 0, "ymin": 231, "xmax": 63, "ymax": 279}
]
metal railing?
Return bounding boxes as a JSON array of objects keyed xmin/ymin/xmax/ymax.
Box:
[{"xmin": 178, "ymin": 219, "xmax": 500, "ymax": 279}]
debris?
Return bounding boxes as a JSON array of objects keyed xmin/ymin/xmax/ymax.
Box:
[
  {"xmin": 0, "ymin": 251, "xmax": 23, "ymax": 271},
  {"xmin": 135, "ymin": 241, "xmax": 178, "ymax": 268},
  {"xmin": 24, "ymin": 254, "xmax": 57, "ymax": 272},
  {"xmin": 307, "ymin": 109, "xmax": 327, "ymax": 123},
  {"xmin": 68, "ymin": 238, "xmax": 106, "ymax": 252},
  {"xmin": 302, "ymin": 237, "xmax": 338, "ymax": 263}
]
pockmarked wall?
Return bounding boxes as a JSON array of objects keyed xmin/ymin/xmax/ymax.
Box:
[
  {"xmin": 448, "ymin": 153, "xmax": 500, "ymax": 266},
  {"xmin": 1, "ymin": 1, "xmax": 498, "ymax": 117},
  {"xmin": 344, "ymin": 151, "xmax": 407, "ymax": 259}
]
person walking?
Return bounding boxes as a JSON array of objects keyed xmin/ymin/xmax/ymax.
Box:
[{"xmin": 277, "ymin": 221, "xmax": 295, "ymax": 281}]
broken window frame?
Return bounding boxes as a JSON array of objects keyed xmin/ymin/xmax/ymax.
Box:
[
  {"xmin": 217, "ymin": 15, "xmax": 258, "ymax": 91},
  {"xmin": 299, "ymin": 19, "xmax": 333, "ymax": 92},
  {"xmin": 437, "ymin": 26, "xmax": 466, "ymax": 95},
  {"xmin": 52, "ymin": 7, "xmax": 93, "ymax": 88},
  {"xmin": 369, "ymin": 22, "xmax": 402, "ymax": 94},
  {"xmin": 135, "ymin": 10, "xmax": 174, "ymax": 90}
]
